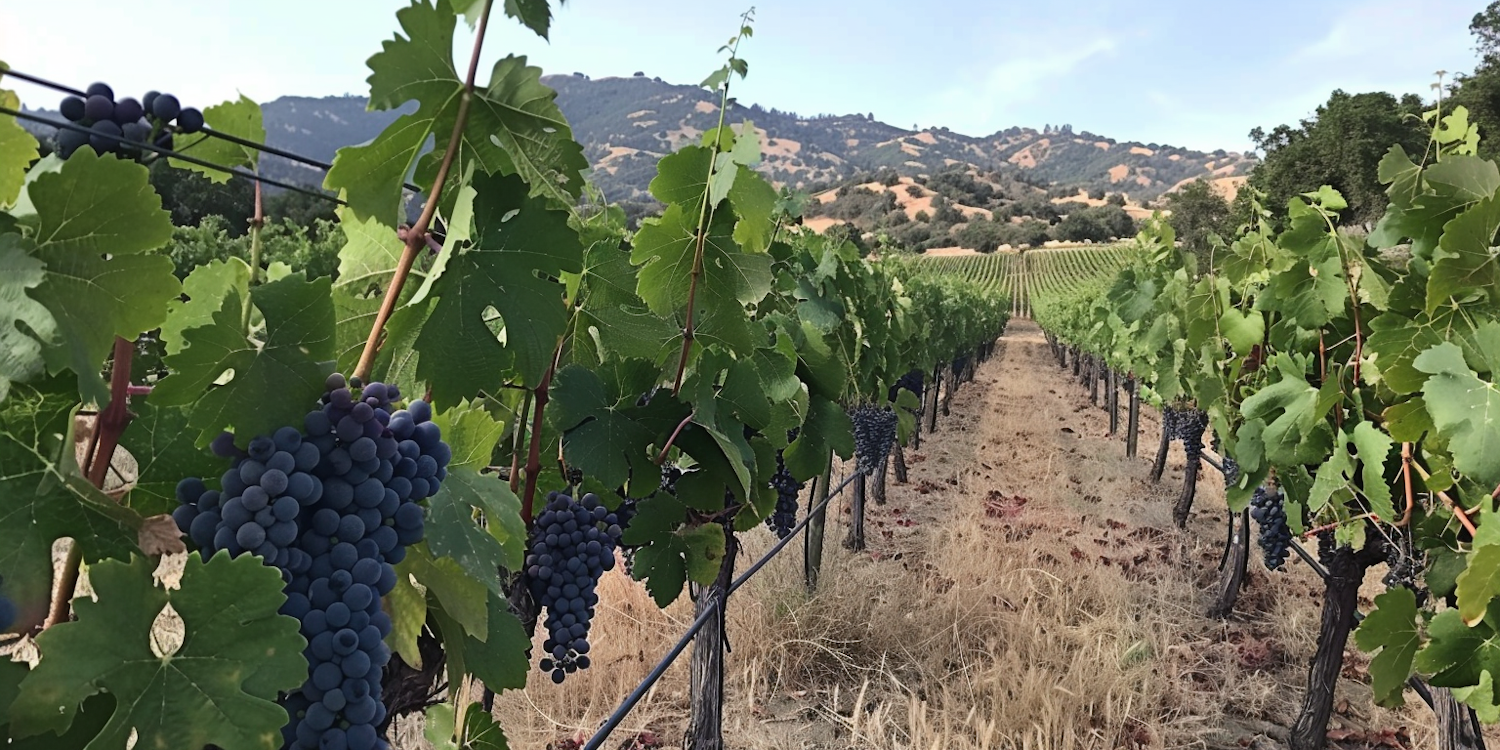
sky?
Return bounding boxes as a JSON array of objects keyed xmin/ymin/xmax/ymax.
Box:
[{"xmin": 0, "ymin": 0, "xmax": 1484, "ymax": 153}]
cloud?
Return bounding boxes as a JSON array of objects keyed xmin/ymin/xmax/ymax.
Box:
[{"xmin": 925, "ymin": 34, "xmax": 1117, "ymax": 134}]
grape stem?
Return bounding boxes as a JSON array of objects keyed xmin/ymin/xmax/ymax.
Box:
[
  {"xmin": 51, "ymin": 336, "xmax": 138, "ymax": 631},
  {"xmin": 520, "ymin": 337, "xmax": 565, "ymax": 526},
  {"xmin": 655, "ymin": 412, "xmax": 697, "ymax": 465},
  {"xmin": 353, "ymin": 0, "xmax": 496, "ymax": 382},
  {"xmin": 1411, "ymin": 460, "xmax": 1478, "ymax": 536}
]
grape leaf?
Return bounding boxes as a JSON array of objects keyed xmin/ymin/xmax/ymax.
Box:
[
  {"xmin": 1457, "ymin": 545, "xmax": 1500, "ymax": 626},
  {"xmin": 117, "ymin": 401, "xmax": 223, "ymax": 517},
  {"xmin": 0, "ymin": 380, "xmax": 142, "ymax": 633},
  {"xmin": 151, "ymin": 273, "xmax": 335, "ymax": 448},
  {"xmin": 1427, "ymin": 191, "xmax": 1500, "ymax": 314},
  {"xmin": 10, "ymin": 553, "xmax": 306, "ymax": 750},
  {"xmin": 462, "ymin": 708, "xmax": 512, "ymax": 750},
  {"xmin": 432, "ymin": 400, "xmax": 505, "ymax": 472},
  {"xmin": 1415, "ymin": 342, "xmax": 1500, "ymax": 488},
  {"xmin": 385, "ymin": 561, "xmax": 427, "ymax": 667},
  {"xmin": 1415, "ymin": 605, "xmax": 1500, "ymax": 687},
  {"xmin": 0, "ymin": 234, "xmax": 53, "ymax": 403},
  {"xmin": 551, "ymin": 361, "xmax": 681, "ymax": 490},
  {"xmin": 631, "ymin": 540, "xmax": 689, "ymax": 608},
  {"xmin": 632, "ymin": 204, "xmax": 772, "ymax": 356},
  {"xmin": 399, "ymin": 542, "xmax": 488, "ymax": 638},
  {"xmin": 1353, "ymin": 588, "xmax": 1420, "ymax": 706},
  {"xmin": 24, "ymin": 149, "xmax": 178, "ymax": 404},
  {"xmin": 163, "ymin": 258, "xmax": 253, "ymax": 359},
  {"xmin": 1216, "ymin": 307, "xmax": 1263, "ymax": 357},
  {"xmin": 1240, "ymin": 355, "xmax": 1325, "ymax": 466},
  {"xmin": 1256, "ymin": 255, "xmax": 1346, "ymax": 330},
  {"xmin": 1351, "ymin": 421, "xmax": 1395, "ymax": 523},
  {"xmin": 413, "ymin": 172, "xmax": 583, "ymax": 401},
  {"xmin": 444, "ymin": 588, "xmax": 529, "ymax": 691},
  {"xmin": 1367, "ymin": 313, "xmax": 1449, "ymax": 395},
  {"xmin": 0, "ymin": 85, "xmax": 38, "ymax": 208},
  {"xmin": 328, "ymin": 0, "xmax": 585, "ymax": 224},
  {"xmin": 425, "ymin": 467, "xmax": 526, "ymax": 587},
  {"xmin": 783, "ymin": 395, "xmax": 854, "ymax": 481},
  {"xmin": 574, "ymin": 236, "xmax": 677, "ymax": 364},
  {"xmin": 168, "ymin": 95, "xmax": 264, "ymax": 183}
]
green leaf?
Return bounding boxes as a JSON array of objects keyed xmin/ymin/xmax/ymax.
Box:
[
  {"xmin": 1367, "ymin": 313, "xmax": 1447, "ymax": 394},
  {"xmin": 1354, "ymin": 588, "xmax": 1420, "ymax": 706},
  {"xmin": 25, "ymin": 149, "xmax": 178, "ymax": 403},
  {"xmin": 633, "ymin": 205, "xmax": 772, "ymax": 356},
  {"xmin": 1241, "ymin": 356, "xmax": 1324, "ymax": 466},
  {"xmin": 1415, "ymin": 342, "xmax": 1500, "ymax": 487},
  {"xmin": 0, "ymin": 86, "xmax": 38, "ymax": 207},
  {"xmin": 425, "ymin": 467, "xmax": 526, "ymax": 583},
  {"xmin": 631, "ymin": 540, "xmax": 688, "ymax": 608},
  {"xmin": 551, "ymin": 359, "xmax": 685, "ymax": 491},
  {"xmin": 11, "ymin": 553, "xmax": 306, "ymax": 750},
  {"xmin": 414, "ymin": 172, "xmax": 583, "ymax": 400},
  {"xmin": 0, "ymin": 381, "xmax": 142, "ymax": 632},
  {"xmin": 0, "ymin": 234, "xmax": 53, "ymax": 402},
  {"xmin": 1257, "ymin": 255, "xmax": 1346, "ymax": 330},
  {"xmin": 1415, "ymin": 606, "xmax": 1500, "ymax": 687},
  {"xmin": 1378, "ymin": 144, "xmax": 1424, "ymax": 210},
  {"xmin": 400, "ymin": 542, "xmax": 488, "ymax": 638},
  {"xmin": 729, "ymin": 168, "xmax": 778, "ymax": 254},
  {"xmin": 575, "ymin": 236, "xmax": 677, "ymax": 364},
  {"xmin": 1217, "ymin": 307, "xmax": 1263, "ymax": 357},
  {"xmin": 161, "ymin": 258, "xmax": 252, "ymax": 357},
  {"xmin": 783, "ymin": 396, "xmax": 852, "ymax": 480},
  {"xmin": 432, "ymin": 400, "xmax": 506, "ymax": 472},
  {"xmin": 462, "ymin": 708, "xmax": 512, "ymax": 750},
  {"xmin": 681, "ymin": 523, "xmax": 728, "ymax": 586},
  {"xmin": 1427, "ymin": 191, "xmax": 1500, "ymax": 313},
  {"xmin": 168, "ymin": 95, "xmax": 264, "ymax": 182},
  {"xmin": 1457, "ymin": 545, "xmax": 1500, "ymax": 626},
  {"xmin": 118, "ymin": 401, "xmax": 225, "ymax": 517},
  {"xmin": 329, "ymin": 1, "xmax": 586, "ymax": 223},
  {"xmin": 385, "ymin": 561, "xmax": 427, "ymax": 667},
  {"xmin": 1351, "ymin": 421, "xmax": 1395, "ymax": 523},
  {"xmin": 152, "ymin": 274, "xmax": 335, "ymax": 447},
  {"xmin": 450, "ymin": 589, "xmax": 529, "ymax": 690}
]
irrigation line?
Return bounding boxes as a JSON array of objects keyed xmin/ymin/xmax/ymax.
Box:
[
  {"xmin": 583, "ymin": 468, "xmax": 860, "ymax": 750},
  {"xmin": 0, "ymin": 106, "xmax": 343, "ymax": 205},
  {"xmin": 2, "ymin": 66, "xmax": 423, "ymax": 193}
]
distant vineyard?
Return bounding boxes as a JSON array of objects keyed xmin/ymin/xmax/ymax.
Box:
[{"xmin": 914, "ymin": 245, "xmax": 1138, "ymax": 318}]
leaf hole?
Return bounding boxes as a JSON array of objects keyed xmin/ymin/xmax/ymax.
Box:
[{"xmin": 151, "ymin": 603, "xmax": 185, "ymax": 659}]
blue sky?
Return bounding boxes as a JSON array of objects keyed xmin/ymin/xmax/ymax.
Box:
[{"xmin": 0, "ymin": 0, "xmax": 1483, "ymax": 153}]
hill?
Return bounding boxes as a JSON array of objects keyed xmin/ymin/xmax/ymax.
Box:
[{"xmin": 17, "ymin": 73, "xmax": 1254, "ymax": 207}]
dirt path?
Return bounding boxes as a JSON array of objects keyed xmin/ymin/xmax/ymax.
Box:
[{"xmin": 488, "ymin": 319, "xmax": 1463, "ymax": 750}]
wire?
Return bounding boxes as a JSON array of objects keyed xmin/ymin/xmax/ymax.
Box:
[
  {"xmin": 582, "ymin": 467, "xmax": 860, "ymax": 749},
  {"xmin": 1, "ymin": 66, "xmax": 423, "ymax": 193},
  {"xmin": 0, "ymin": 106, "xmax": 346, "ymax": 206}
]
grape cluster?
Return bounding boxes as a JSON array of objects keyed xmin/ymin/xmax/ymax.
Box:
[
  {"xmin": 849, "ymin": 404, "xmax": 897, "ymax": 475},
  {"xmin": 54, "ymin": 83, "xmax": 203, "ymax": 160},
  {"xmin": 1249, "ymin": 485, "xmax": 1292, "ymax": 571},
  {"xmin": 524, "ymin": 491, "xmax": 624, "ymax": 684},
  {"xmin": 1160, "ymin": 408, "xmax": 1181, "ymax": 442},
  {"xmin": 0, "ymin": 575, "xmax": 15, "ymax": 632},
  {"xmin": 888, "ymin": 369, "xmax": 924, "ymax": 403},
  {"xmin": 171, "ymin": 373, "xmax": 448, "ymax": 750},
  {"xmin": 1383, "ymin": 533, "xmax": 1427, "ymax": 604},
  {"xmin": 950, "ymin": 354, "xmax": 970, "ymax": 378},
  {"xmin": 765, "ymin": 451, "xmax": 801, "ymax": 539},
  {"xmin": 1176, "ymin": 410, "xmax": 1207, "ymax": 465}
]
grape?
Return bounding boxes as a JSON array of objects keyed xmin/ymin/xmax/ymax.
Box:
[
  {"xmin": 59, "ymin": 96, "xmax": 86, "ymax": 122},
  {"xmin": 113, "ymin": 97, "xmax": 144, "ymax": 124},
  {"xmin": 177, "ymin": 107, "xmax": 205, "ymax": 134},
  {"xmin": 85, "ymin": 82, "xmax": 113, "ymax": 100},
  {"xmin": 120, "ymin": 122, "xmax": 152, "ymax": 151},
  {"xmin": 1383, "ymin": 532, "xmax": 1427, "ymax": 606},
  {"xmin": 151, "ymin": 93, "xmax": 181, "ymax": 121},
  {"xmin": 888, "ymin": 368, "xmax": 924, "ymax": 404},
  {"xmin": 142, "ymin": 91, "xmax": 160, "ymax": 112},
  {"xmin": 83, "ymin": 95, "xmax": 114, "ymax": 124},
  {"xmin": 55, "ymin": 128, "xmax": 90, "ymax": 159},
  {"xmin": 1249, "ymin": 485, "xmax": 1291, "ymax": 571},
  {"xmin": 524, "ymin": 491, "xmax": 622, "ymax": 681},
  {"xmin": 848, "ymin": 404, "xmax": 898, "ymax": 475},
  {"xmin": 211, "ymin": 431, "xmax": 242, "ymax": 458}
]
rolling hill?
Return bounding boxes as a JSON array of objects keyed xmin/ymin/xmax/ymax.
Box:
[{"xmin": 17, "ymin": 73, "xmax": 1254, "ymax": 206}]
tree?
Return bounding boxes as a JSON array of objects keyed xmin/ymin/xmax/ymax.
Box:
[
  {"xmin": 1163, "ymin": 179, "xmax": 1233, "ymax": 271},
  {"xmin": 1447, "ymin": 4, "xmax": 1500, "ymax": 160},
  {"xmin": 1244, "ymin": 89, "xmax": 1427, "ymax": 226},
  {"xmin": 1088, "ymin": 187, "xmax": 1106, "ymax": 201}
]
